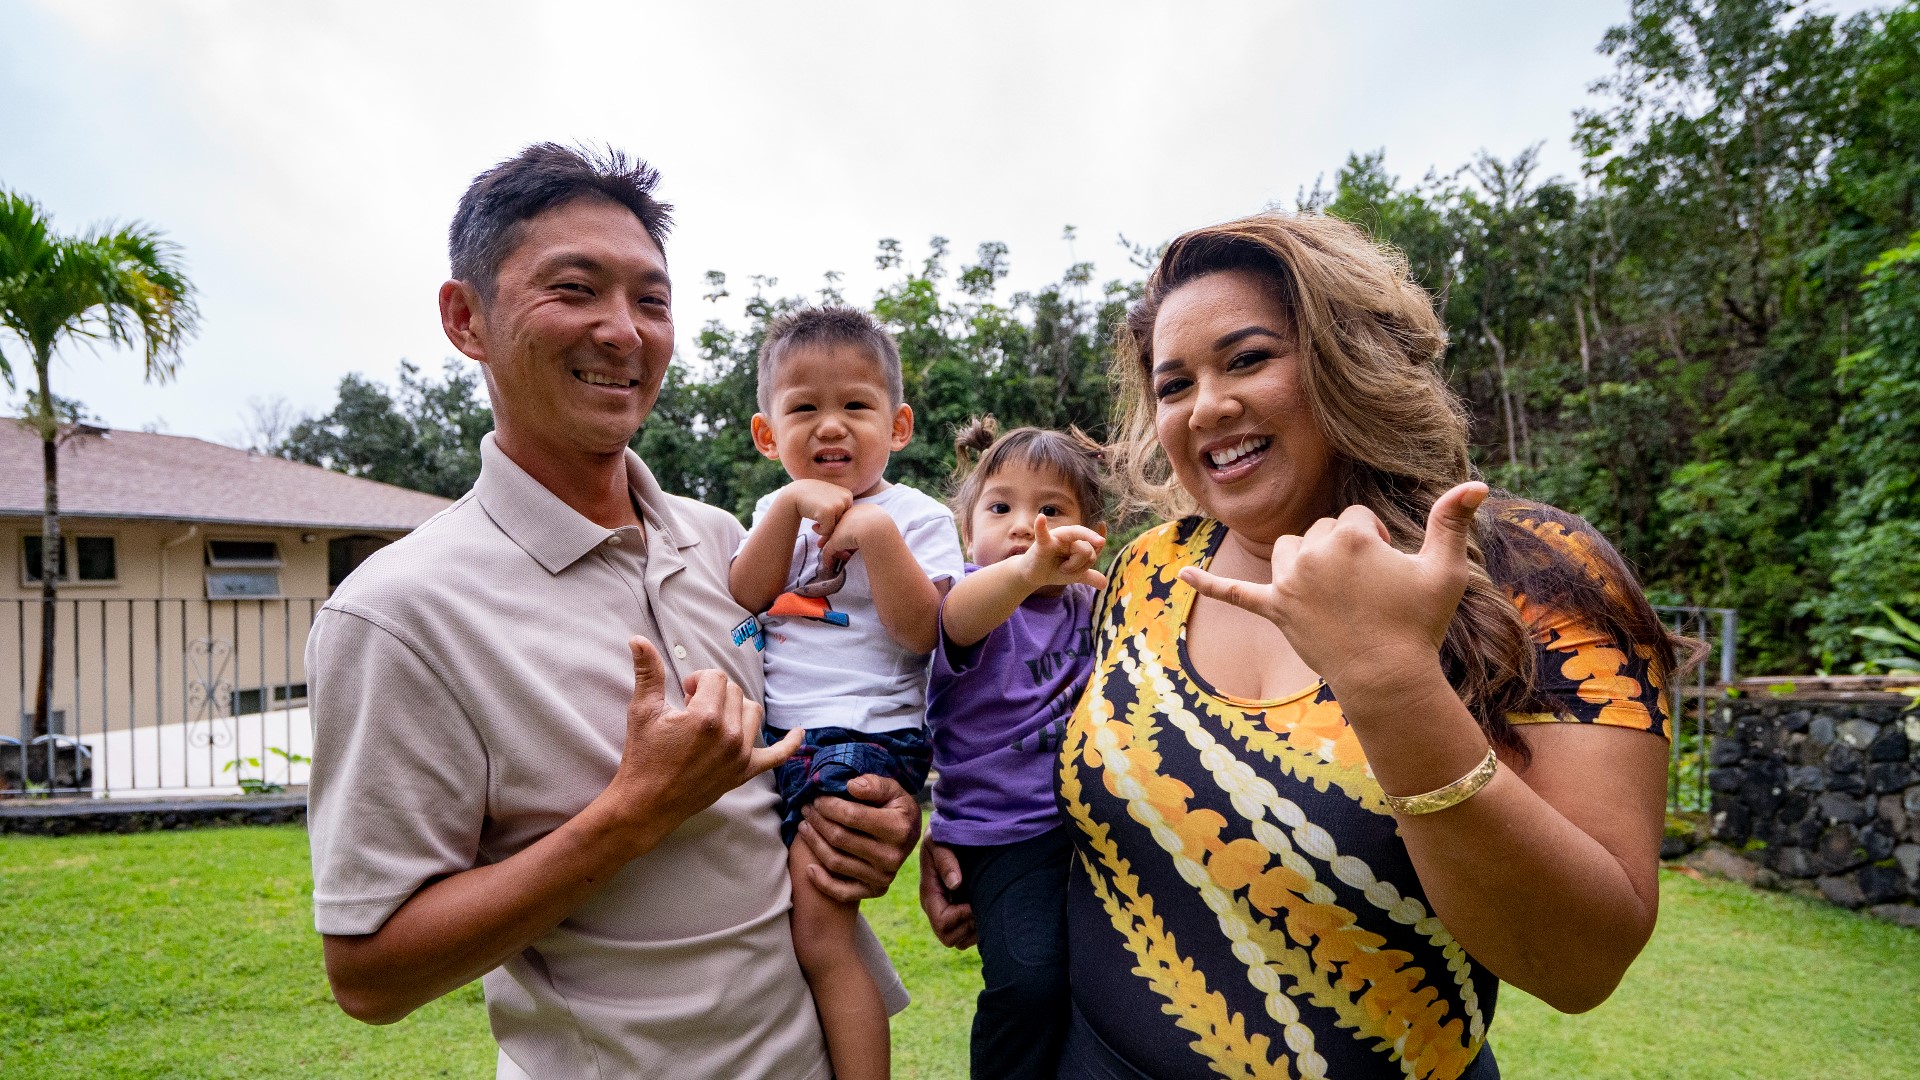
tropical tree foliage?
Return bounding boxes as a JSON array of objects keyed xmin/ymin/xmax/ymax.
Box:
[
  {"xmin": 0, "ymin": 190, "xmax": 197, "ymax": 739},
  {"xmin": 293, "ymin": 0, "xmax": 1920, "ymax": 674},
  {"xmin": 278, "ymin": 360, "xmax": 492, "ymax": 499}
]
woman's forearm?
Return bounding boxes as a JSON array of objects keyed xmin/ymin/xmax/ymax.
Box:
[{"xmin": 1336, "ymin": 662, "xmax": 1665, "ymax": 1012}]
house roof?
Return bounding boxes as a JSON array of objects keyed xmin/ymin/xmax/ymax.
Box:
[{"xmin": 1, "ymin": 421, "xmax": 453, "ymax": 532}]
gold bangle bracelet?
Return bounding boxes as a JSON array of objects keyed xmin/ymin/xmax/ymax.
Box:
[{"xmin": 1381, "ymin": 746, "xmax": 1499, "ymax": 816}]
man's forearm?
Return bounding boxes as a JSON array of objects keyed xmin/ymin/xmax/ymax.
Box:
[{"xmin": 323, "ymin": 795, "xmax": 673, "ymax": 1024}]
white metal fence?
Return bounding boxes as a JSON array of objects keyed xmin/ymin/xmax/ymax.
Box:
[{"xmin": 4, "ymin": 598, "xmax": 320, "ymax": 798}]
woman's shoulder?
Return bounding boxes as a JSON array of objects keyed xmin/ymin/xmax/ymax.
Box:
[
  {"xmin": 1090, "ymin": 517, "xmax": 1220, "ymax": 634},
  {"xmin": 1482, "ymin": 497, "xmax": 1677, "ymax": 735},
  {"xmin": 1485, "ymin": 498, "xmax": 1624, "ymax": 586},
  {"xmin": 1109, "ymin": 516, "xmax": 1221, "ymax": 572}
]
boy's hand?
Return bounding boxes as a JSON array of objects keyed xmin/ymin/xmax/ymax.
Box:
[
  {"xmin": 1018, "ymin": 516, "xmax": 1107, "ymax": 591},
  {"xmin": 818, "ymin": 502, "xmax": 897, "ymax": 565},
  {"xmin": 779, "ymin": 479, "xmax": 856, "ymax": 538}
]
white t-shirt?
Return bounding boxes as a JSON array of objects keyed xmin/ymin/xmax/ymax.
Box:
[{"xmin": 746, "ymin": 482, "xmax": 964, "ymax": 735}]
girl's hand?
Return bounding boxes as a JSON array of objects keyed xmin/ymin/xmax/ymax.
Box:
[
  {"xmin": 1177, "ymin": 482, "xmax": 1488, "ymax": 693},
  {"xmin": 1020, "ymin": 515, "xmax": 1107, "ymax": 591}
]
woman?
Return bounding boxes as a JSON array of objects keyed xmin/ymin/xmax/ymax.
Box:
[{"xmin": 1056, "ymin": 214, "xmax": 1680, "ymax": 1079}]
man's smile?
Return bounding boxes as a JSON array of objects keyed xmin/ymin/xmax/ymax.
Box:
[{"xmin": 572, "ymin": 369, "xmax": 640, "ymax": 388}]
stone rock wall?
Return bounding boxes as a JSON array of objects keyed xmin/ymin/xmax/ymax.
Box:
[{"xmin": 1708, "ymin": 693, "xmax": 1920, "ymax": 913}]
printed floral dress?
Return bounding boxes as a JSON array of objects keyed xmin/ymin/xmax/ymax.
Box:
[{"xmin": 1059, "ymin": 511, "xmax": 1668, "ymax": 1079}]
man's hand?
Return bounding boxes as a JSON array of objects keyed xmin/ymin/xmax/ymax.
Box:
[
  {"xmin": 919, "ymin": 840, "xmax": 977, "ymax": 949},
  {"xmin": 780, "ymin": 479, "xmax": 856, "ymax": 538},
  {"xmin": 795, "ymin": 774, "xmax": 922, "ymax": 902},
  {"xmin": 1017, "ymin": 515, "xmax": 1107, "ymax": 591},
  {"xmin": 601, "ymin": 637, "xmax": 802, "ymax": 841}
]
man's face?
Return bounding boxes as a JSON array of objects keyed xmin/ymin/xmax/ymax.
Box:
[{"xmin": 459, "ymin": 197, "xmax": 673, "ymax": 458}]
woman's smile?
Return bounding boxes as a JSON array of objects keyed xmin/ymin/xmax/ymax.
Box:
[{"xmin": 1199, "ymin": 432, "xmax": 1273, "ymax": 482}]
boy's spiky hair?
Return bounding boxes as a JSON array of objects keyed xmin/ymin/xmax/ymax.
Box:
[{"xmin": 756, "ymin": 306, "xmax": 903, "ymax": 414}]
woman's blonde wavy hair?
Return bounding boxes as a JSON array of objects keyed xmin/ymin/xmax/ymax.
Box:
[{"xmin": 1111, "ymin": 213, "xmax": 1682, "ymax": 751}]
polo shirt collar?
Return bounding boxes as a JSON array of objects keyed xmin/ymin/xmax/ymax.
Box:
[{"xmin": 475, "ymin": 432, "xmax": 698, "ymax": 575}]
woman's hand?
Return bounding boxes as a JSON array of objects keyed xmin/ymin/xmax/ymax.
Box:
[
  {"xmin": 1017, "ymin": 516, "xmax": 1108, "ymax": 591},
  {"xmin": 1178, "ymin": 481, "xmax": 1488, "ymax": 693}
]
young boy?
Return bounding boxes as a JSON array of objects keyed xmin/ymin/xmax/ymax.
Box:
[{"xmin": 729, "ymin": 306, "xmax": 962, "ymax": 1080}]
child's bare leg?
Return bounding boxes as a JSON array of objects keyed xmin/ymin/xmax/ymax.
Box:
[{"xmin": 790, "ymin": 837, "xmax": 889, "ymax": 1080}]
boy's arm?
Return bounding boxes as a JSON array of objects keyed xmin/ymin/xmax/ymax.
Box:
[
  {"xmin": 729, "ymin": 481, "xmax": 853, "ymax": 613},
  {"xmin": 943, "ymin": 517, "xmax": 1108, "ymax": 648},
  {"xmin": 827, "ymin": 504, "xmax": 944, "ymax": 654}
]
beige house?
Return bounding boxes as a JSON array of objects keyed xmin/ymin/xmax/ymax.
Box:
[{"xmin": 2, "ymin": 422, "xmax": 451, "ymax": 795}]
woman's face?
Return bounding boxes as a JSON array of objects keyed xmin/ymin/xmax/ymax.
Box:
[{"xmin": 1150, "ymin": 270, "xmax": 1338, "ymax": 545}]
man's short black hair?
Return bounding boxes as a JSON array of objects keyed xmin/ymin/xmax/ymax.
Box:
[{"xmin": 448, "ymin": 143, "xmax": 674, "ymax": 301}]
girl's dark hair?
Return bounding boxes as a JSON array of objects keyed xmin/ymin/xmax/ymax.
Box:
[
  {"xmin": 1112, "ymin": 213, "xmax": 1690, "ymax": 753},
  {"xmin": 949, "ymin": 416, "xmax": 1108, "ymax": 544}
]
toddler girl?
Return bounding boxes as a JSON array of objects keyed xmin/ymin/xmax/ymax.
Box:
[{"xmin": 921, "ymin": 417, "xmax": 1108, "ymax": 1080}]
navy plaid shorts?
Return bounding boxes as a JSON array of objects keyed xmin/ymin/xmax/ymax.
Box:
[{"xmin": 768, "ymin": 725, "xmax": 932, "ymax": 845}]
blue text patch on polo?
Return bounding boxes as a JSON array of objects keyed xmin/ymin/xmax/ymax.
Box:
[{"xmin": 731, "ymin": 615, "xmax": 765, "ymax": 651}]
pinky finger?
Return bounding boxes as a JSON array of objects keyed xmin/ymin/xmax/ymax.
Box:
[
  {"xmin": 1179, "ymin": 566, "xmax": 1271, "ymax": 618},
  {"xmin": 749, "ymin": 725, "xmax": 805, "ymax": 776}
]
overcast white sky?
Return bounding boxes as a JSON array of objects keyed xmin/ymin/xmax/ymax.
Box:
[{"xmin": 0, "ymin": 0, "xmax": 1884, "ymax": 443}]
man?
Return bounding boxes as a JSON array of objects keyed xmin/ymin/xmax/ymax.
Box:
[{"xmin": 306, "ymin": 143, "xmax": 922, "ymax": 1079}]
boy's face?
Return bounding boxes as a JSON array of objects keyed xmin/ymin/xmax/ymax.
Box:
[{"xmin": 750, "ymin": 342, "xmax": 913, "ymax": 499}]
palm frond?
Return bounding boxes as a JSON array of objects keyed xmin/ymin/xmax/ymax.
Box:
[{"xmin": 0, "ymin": 190, "xmax": 197, "ymax": 395}]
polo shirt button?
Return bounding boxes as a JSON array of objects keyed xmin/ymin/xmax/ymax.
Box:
[
  {"xmin": 672, "ymin": 644, "xmax": 688, "ymax": 660},
  {"xmin": 606, "ymin": 535, "xmax": 622, "ymax": 547}
]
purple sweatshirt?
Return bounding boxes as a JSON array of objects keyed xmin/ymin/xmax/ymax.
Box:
[{"xmin": 925, "ymin": 567, "xmax": 1098, "ymax": 846}]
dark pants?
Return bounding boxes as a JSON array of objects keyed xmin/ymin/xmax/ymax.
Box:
[
  {"xmin": 1058, "ymin": 1002, "xmax": 1502, "ymax": 1080},
  {"xmin": 950, "ymin": 825, "xmax": 1072, "ymax": 1080}
]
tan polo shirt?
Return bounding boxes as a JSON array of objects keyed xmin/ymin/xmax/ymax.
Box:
[{"xmin": 307, "ymin": 434, "xmax": 906, "ymax": 1080}]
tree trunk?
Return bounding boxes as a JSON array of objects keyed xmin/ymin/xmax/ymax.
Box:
[
  {"xmin": 32, "ymin": 352, "xmax": 59, "ymax": 744},
  {"xmin": 1482, "ymin": 315, "xmax": 1519, "ymax": 468}
]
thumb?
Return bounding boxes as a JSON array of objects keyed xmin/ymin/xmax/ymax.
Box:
[
  {"xmin": 628, "ymin": 636, "xmax": 668, "ymax": 711},
  {"xmin": 1419, "ymin": 481, "xmax": 1489, "ymax": 565},
  {"xmin": 844, "ymin": 772, "xmax": 900, "ymax": 805},
  {"xmin": 930, "ymin": 842, "xmax": 964, "ymax": 891}
]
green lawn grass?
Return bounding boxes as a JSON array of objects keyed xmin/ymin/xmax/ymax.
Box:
[{"xmin": 1, "ymin": 826, "xmax": 1915, "ymax": 1079}]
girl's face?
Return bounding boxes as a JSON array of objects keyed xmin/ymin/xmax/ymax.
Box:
[
  {"xmin": 965, "ymin": 458, "xmax": 1105, "ymax": 592},
  {"xmin": 1149, "ymin": 269, "xmax": 1338, "ymax": 545}
]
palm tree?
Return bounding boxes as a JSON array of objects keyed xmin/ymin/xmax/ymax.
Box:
[{"xmin": 0, "ymin": 190, "xmax": 197, "ymax": 745}]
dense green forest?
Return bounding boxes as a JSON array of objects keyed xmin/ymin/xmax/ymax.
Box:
[{"xmin": 282, "ymin": 0, "xmax": 1920, "ymax": 675}]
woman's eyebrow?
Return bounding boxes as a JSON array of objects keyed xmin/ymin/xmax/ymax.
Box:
[{"xmin": 1212, "ymin": 325, "xmax": 1287, "ymax": 351}]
